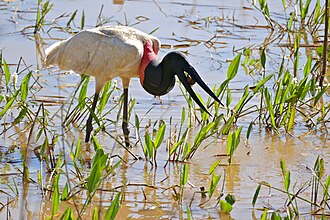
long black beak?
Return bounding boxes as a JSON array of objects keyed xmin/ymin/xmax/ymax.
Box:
[{"xmin": 176, "ymin": 61, "xmax": 224, "ymax": 115}]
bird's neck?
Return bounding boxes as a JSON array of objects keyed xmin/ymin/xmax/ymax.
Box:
[
  {"xmin": 140, "ymin": 41, "xmax": 157, "ymax": 85},
  {"xmin": 142, "ymin": 55, "xmax": 176, "ymax": 96}
]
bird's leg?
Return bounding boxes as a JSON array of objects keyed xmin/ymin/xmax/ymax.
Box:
[
  {"xmin": 85, "ymin": 93, "xmax": 99, "ymax": 142},
  {"xmin": 122, "ymin": 88, "xmax": 130, "ymax": 147}
]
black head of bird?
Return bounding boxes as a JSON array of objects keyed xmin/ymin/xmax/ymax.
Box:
[{"xmin": 140, "ymin": 41, "xmax": 223, "ymax": 114}]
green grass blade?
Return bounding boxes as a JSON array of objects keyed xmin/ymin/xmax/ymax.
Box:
[
  {"xmin": 280, "ymin": 160, "xmax": 290, "ymax": 191},
  {"xmin": 67, "ymin": 9, "xmax": 78, "ymax": 27},
  {"xmin": 260, "ymin": 209, "xmax": 267, "ymax": 220},
  {"xmin": 74, "ymin": 138, "xmax": 82, "ymax": 159},
  {"xmin": 288, "ymin": 12, "xmax": 294, "ymax": 30},
  {"xmin": 20, "ymin": 71, "xmax": 32, "ymax": 102},
  {"xmin": 52, "ymin": 174, "xmax": 60, "ymax": 217},
  {"xmin": 226, "ymin": 88, "xmax": 232, "ymax": 107},
  {"xmin": 221, "ymin": 115, "xmax": 235, "ymax": 135},
  {"xmin": 87, "ymin": 162, "xmax": 101, "ymax": 194},
  {"xmin": 154, "ymin": 123, "xmax": 166, "ymax": 149},
  {"xmin": 252, "ymin": 184, "xmax": 261, "ymax": 207},
  {"xmin": 246, "ymin": 121, "xmax": 253, "ymax": 140},
  {"xmin": 264, "ymin": 88, "xmax": 276, "ymax": 128},
  {"xmin": 286, "ymin": 106, "xmax": 295, "ymax": 131},
  {"xmin": 209, "ymin": 172, "xmax": 221, "ymax": 198},
  {"xmin": 81, "ymin": 10, "xmax": 85, "ymax": 30},
  {"xmin": 13, "ymin": 106, "xmax": 28, "ymax": 124},
  {"xmin": 261, "ymin": 48, "xmax": 266, "ymax": 69},
  {"xmin": 61, "ymin": 183, "xmax": 69, "ymax": 201},
  {"xmin": 235, "ymin": 86, "xmax": 250, "ymax": 114},
  {"xmin": 323, "ymin": 175, "xmax": 330, "ymax": 202},
  {"xmin": 227, "ymin": 54, "xmax": 241, "ymax": 80},
  {"xmin": 253, "ymin": 74, "xmax": 273, "ymax": 93},
  {"xmin": 149, "ymin": 27, "xmax": 159, "ymax": 35},
  {"xmin": 209, "ymin": 160, "xmax": 221, "ymax": 175},
  {"xmin": 98, "ymin": 81, "xmax": 112, "ymax": 114},
  {"xmin": 60, "ymin": 207, "xmax": 74, "ymax": 220},
  {"xmin": 314, "ymin": 86, "xmax": 328, "ymax": 106},
  {"xmin": 144, "ymin": 132, "xmax": 153, "ymax": 159},
  {"xmin": 92, "ymin": 207, "xmax": 99, "ymax": 220},
  {"xmin": 78, "ymin": 76, "xmax": 89, "ymax": 109},
  {"xmin": 0, "ymin": 93, "xmax": 17, "ymax": 119},
  {"xmin": 104, "ymin": 192, "xmax": 122, "ymax": 220},
  {"xmin": 181, "ymin": 164, "xmax": 189, "ymax": 186},
  {"xmin": 3, "ymin": 58, "xmax": 10, "ymax": 87},
  {"xmin": 281, "ymin": 0, "xmax": 286, "ymax": 9},
  {"xmin": 181, "ymin": 107, "xmax": 186, "ymax": 126},
  {"xmin": 186, "ymin": 205, "xmax": 192, "ymax": 220}
]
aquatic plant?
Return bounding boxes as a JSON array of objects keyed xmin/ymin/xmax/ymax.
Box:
[
  {"xmin": 135, "ymin": 116, "xmax": 166, "ymax": 166},
  {"xmin": 252, "ymin": 156, "xmax": 330, "ymax": 218},
  {"xmin": 34, "ymin": 0, "xmax": 53, "ymax": 34},
  {"xmin": 1, "ymin": 0, "xmax": 330, "ymax": 219}
]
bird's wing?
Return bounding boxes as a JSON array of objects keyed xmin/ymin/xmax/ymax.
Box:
[{"xmin": 45, "ymin": 28, "xmax": 145, "ymax": 80}]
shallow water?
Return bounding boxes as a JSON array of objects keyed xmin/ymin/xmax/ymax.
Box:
[{"xmin": 0, "ymin": 0, "xmax": 329, "ymax": 219}]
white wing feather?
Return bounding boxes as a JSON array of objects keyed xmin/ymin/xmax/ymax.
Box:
[{"xmin": 45, "ymin": 26, "xmax": 160, "ymax": 89}]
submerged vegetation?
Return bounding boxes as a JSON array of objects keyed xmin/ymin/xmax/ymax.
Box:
[{"xmin": 0, "ymin": 0, "xmax": 329, "ymax": 219}]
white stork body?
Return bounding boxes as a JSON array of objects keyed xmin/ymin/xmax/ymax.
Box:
[{"xmin": 45, "ymin": 26, "xmax": 160, "ymax": 92}]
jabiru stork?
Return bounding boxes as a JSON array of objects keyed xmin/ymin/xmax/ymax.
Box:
[{"xmin": 45, "ymin": 26, "xmax": 222, "ymax": 147}]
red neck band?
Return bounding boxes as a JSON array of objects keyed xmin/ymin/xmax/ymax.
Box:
[{"xmin": 140, "ymin": 41, "xmax": 157, "ymax": 85}]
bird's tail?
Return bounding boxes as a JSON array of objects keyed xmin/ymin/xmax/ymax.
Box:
[{"xmin": 45, "ymin": 41, "xmax": 63, "ymax": 66}]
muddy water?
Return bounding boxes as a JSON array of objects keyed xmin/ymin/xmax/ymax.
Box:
[{"xmin": 0, "ymin": 0, "xmax": 329, "ymax": 219}]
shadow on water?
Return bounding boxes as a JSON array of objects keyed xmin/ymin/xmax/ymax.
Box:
[{"xmin": 0, "ymin": 0, "xmax": 329, "ymax": 219}]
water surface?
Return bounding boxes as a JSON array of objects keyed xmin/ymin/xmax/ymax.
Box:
[{"xmin": 0, "ymin": 0, "xmax": 329, "ymax": 219}]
